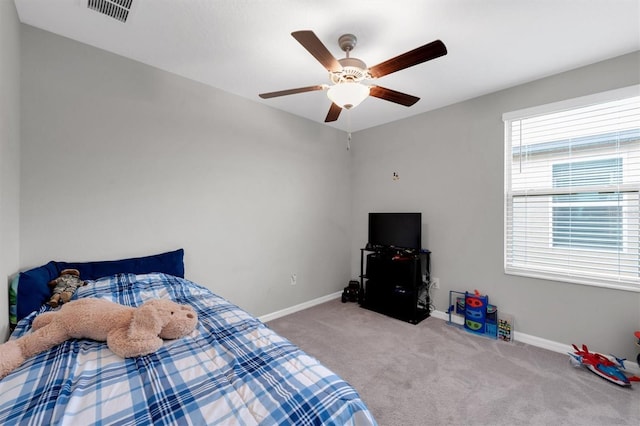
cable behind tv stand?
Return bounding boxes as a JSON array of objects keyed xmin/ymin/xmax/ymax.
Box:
[{"xmin": 359, "ymin": 247, "xmax": 431, "ymax": 324}]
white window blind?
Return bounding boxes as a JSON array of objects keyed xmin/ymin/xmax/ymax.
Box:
[{"xmin": 503, "ymin": 86, "xmax": 640, "ymax": 292}]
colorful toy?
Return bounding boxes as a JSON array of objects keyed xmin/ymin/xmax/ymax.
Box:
[
  {"xmin": 463, "ymin": 290, "xmax": 488, "ymax": 333},
  {"xmin": 447, "ymin": 290, "xmax": 507, "ymax": 340},
  {"xmin": 635, "ymin": 331, "xmax": 640, "ymax": 366},
  {"xmin": 568, "ymin": 344, "xmax": 640, "ymax": 387}
]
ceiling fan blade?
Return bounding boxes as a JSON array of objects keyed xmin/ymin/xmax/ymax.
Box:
[
  {"xmin": 369, "ymin": 86, "xmax": 420, "ymax": 106},
  {"xmin": 259, "ymin": 85, "xmax": 324, "ymax": 99},
  {"xmin": 368, "ymin": 40, "xmax": 447, "ymax": 78},
  {"xmin": 325, "ymin": 103, "xmax": 342, "ymax": 122},
  {"xmin": 291, "ymin": 30, "xmax": 342, "ymax": 73}
]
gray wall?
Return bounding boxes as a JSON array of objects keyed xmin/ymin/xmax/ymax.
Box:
[
  {"xmin": 350, "ymin": 51, "xmax": 640, "ymax": 360},
  {"xmin": 0, "ymin": 1, "xmax": 22, "ymax": 340},
  {"xmin": 19, "ymin": 25, "xmax": 351, "ymax": 318}
]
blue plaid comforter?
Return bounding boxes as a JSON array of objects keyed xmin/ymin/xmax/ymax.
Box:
[{"xmin": 0, "ymin": 273, "xmax": 376, "ymax": 425}]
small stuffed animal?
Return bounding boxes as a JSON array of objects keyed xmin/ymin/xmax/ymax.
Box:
[
  {"xmin": 48, "ymin": 269, "xmax": 86, "ymax": 307},
  {"xmin": 0, "ymin": 298, "xmax": 198, "ymax": 380}
]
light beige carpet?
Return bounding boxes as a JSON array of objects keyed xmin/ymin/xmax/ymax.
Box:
[{"xmin": 268, "ymin": 299, "xmax": 640, "ymax": 426}]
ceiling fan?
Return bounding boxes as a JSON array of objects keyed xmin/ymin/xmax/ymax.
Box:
[{"xmin": 259, "ymin": 30, "xmax": 447, "ymax": 123}]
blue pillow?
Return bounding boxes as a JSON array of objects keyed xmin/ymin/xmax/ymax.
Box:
[
  {"xmin": 56, "ymin": 248, "xmax": 184, "ymax": 281},
  {"xmin": 13, "ymin": 249, "xmax": 184, "ymax": 323},
  {"xmin": 16, "ymin": 261, "xmax": 59, "ymax": 323}
]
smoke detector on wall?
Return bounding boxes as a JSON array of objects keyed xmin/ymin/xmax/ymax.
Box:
[{"xmin": 87, "ymin": 0, "xmax": 133, "ymax": 23}]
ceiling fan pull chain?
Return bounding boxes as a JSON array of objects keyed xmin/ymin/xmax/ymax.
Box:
[{"xmin": 346, "ymin": 110, "xmax": 352, "ymax": 150}]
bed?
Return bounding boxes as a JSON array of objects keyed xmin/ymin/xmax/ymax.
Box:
[{"xmin": 1, "ymin": 250, "xmax": 376, "ymax": 425}]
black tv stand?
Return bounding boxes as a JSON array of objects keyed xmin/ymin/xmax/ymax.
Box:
[{"xmin": 359, "ymin": 247, "xmax": 431, "ymax": 324}]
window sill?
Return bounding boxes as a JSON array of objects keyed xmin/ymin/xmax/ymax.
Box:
[{"xmin": 504, "ymin": 267, "xmax": 640, "ymax": 293}]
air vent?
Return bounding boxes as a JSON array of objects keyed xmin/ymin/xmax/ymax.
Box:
[{"xmin": 88, "ymin": 0, "xmax": 132, "ymax": 23}]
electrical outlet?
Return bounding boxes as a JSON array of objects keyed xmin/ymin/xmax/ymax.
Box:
[
  {"xmin": 431, "ymin": 277, "xmax": 440, "ymax": 289},
  {"xmin": 290, "ymin": 274, "xmax": 297, "ymax": 285}
]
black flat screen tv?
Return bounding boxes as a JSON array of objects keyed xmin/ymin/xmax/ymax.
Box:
[{"xmin": 368, "ymin": 212, "xmax": 422, "ymax": 250}]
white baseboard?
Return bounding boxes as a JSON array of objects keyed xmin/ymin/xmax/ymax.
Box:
[
  {"xmin": 258, "ymin": 291, "xmax": 342, "ymax": 323},
  {"xmin": 431, "ymin": 309, "xmax": 640, "ymax": 375}
]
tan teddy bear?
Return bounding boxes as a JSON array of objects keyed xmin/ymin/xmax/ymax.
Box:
[
  {"xmin": 48, "ymin": 269, "xmax": 86, "ymax": 307},
  {"xmin": 0, "ymin": 298, "xmax": 198, "ymax": 380}
]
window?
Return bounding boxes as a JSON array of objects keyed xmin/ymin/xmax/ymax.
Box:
[
  {"xmin": 503, "ymin": 86, "xmax": 640, "ymax": 291},
  {"xmin": 552, "ymin": 158, "xmax": 623, "ymax": 250}
]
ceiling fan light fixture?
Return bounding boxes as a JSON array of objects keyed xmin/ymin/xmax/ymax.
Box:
[{"xmin": 327, "ymin": 82, "xmax": 370, "ymax": 110}]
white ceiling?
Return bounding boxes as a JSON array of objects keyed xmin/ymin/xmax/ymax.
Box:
[{"xmin": 13, "ymin": 0, "xmax": 640, "ymax": 132}]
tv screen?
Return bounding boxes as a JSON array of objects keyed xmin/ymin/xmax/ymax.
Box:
[{"xmin": 368, "ymin": 213, "xmax": 422, "ymax": 250}]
